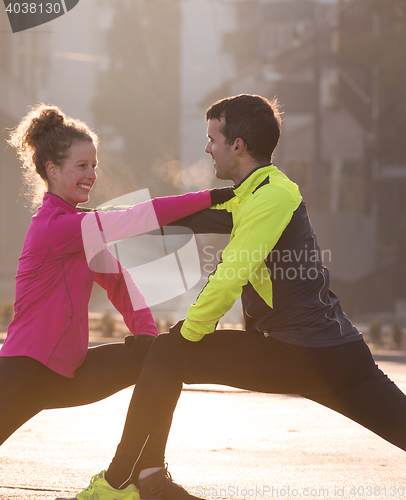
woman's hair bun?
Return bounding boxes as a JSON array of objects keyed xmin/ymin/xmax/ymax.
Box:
[
  {"xmin": 25, "ymin": 107, "xmax": 64, "ymax": 147},
  {"xmin": 37, "ymin": 108, "xmax": 64, "ymax": 132}
]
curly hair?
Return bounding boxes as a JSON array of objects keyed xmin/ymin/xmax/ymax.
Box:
[{"xmin": 8, "ymin": 103, "xmax": 99, "ymax": 209}]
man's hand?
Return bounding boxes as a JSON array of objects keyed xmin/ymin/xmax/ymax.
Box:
[
  {"xmin": 169, "ymin": 320, "xmax": 199, "ymax": 345},
  {"xmin": 168, "ymin": 319, "xmax": 185, "ymax": 338},
  {"xmin": 125, "ymin": 334, "xmax": 156, "ymax": 362}
]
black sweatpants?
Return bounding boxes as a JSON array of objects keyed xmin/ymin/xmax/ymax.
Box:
[
  {"xmin": 106, "ymin": 329, "xmax": 406, "ymax": 489},
  {"xmin": 0, "ymin": 338, "xmax": 163, "ymax": 451}
]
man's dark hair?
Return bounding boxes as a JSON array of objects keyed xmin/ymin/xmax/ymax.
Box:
[{"xmin": 206, "ymin": 94, "xmax": 281, "ymax": 164}]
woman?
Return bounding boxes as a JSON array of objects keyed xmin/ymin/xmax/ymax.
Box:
[{"xmin": 0, "ymin": 104, "xmax": 233, "ymax": 461}]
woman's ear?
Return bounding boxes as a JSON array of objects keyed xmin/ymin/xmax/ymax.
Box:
[{"xmin": 45, "ymin": 161, "xmax": 57, "ymax": 180}]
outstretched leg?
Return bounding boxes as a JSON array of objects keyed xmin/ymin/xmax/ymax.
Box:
[
  {"xmin": 304, "ymin": 368, "xmax": 406, "ymax": 451},
  {"xmin": 0, "ymin": 356, "xmax": 51, "ymax": 446},
  {"xmin": 46, "ymin": 338, "xmax": 147, "ymax": 408},
  {"xmin": 0, "ymin": 336, "xmax": 152, "ymax": 446},
  {"xmin": 105, "ymin": 331, "xmax": 391, "ymax": 489}
]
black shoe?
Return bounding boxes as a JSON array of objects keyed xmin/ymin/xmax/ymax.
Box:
[{"xmin": 139, "ymin": 466, "xmax": 202, "ymax": 500}]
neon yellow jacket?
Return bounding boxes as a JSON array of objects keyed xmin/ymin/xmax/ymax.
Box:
[
  {"xmin": 181, "ymin": 165, "xmax": 302, "ymax": 341},
  {"xmin": 179, "ymin": 164, "xmax": 362, "ymax": 346}
]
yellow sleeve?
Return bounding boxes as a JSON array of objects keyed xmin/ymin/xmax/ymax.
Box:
[{"xmin": 181, "ymin": 185, "xmax": 301, "ymax": 341}]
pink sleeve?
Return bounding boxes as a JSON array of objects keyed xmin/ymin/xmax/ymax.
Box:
[
  {"xmin": 49, "ymin": 190, "xmax": 212, "ymax": 257},
  {"xmin": 81, "ymin": 190, "xmax": 211, "ymax": 253},
  {"xmin": 151, "ymin": 190, "xmax": 211, "ymax": 227},
  {"xmin": 94, "ymin": 249, "xmax": 158, "ymax": 337},
  {"xmin": 48, "ymin": 211, "xmax": 86, "ymax": 255}
]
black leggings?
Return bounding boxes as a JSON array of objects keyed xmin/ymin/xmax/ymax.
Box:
[
  {"xmin": 0, "ymin": 338, "xmax": 147, "ymax": 447},
  {"xmin": 106, "ymin": 330, "xmax": 406, "ymax": 489}
]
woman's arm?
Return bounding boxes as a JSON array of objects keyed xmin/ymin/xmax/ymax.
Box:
[
  {"xmin": 94, "ymin": 247, "xmax": 158, "ymax": 337},
  {"xmin": 48, "ymin": 189, "xmax": 233, "ymax": 257}
]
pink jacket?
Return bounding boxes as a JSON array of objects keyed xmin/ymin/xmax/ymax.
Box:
[{"xmin": 1, "ymin": 191, "xmax": 211, "ymax": 377}]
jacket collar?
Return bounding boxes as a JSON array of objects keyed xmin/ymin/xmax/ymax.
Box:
[
  {"xmin": 233, "ymin": 164, "xmax": 276, "ymax": 201},
  {"xmin": 41, "ymin": 192, "xmax": 80, "ymax": 213}
]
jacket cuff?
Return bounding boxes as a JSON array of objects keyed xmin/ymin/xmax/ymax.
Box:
[{"xmin": 180, "ymin": 322, "xmax": 206, "ymax": 342}]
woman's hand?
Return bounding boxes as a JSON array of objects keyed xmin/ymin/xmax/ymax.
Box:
[{"xmin": 125, "ymin": 334, "xmax": 156, "ymax": 362}]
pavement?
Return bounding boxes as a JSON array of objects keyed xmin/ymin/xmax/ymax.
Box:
[{"xmin": 1, "ymin": 350, "xmax": 406, "ymax": 499}]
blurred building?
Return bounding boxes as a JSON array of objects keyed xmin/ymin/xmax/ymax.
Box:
[
  {"xmin": 264, "ymin": 0, "xmax": 377, "ymax": 316},
  {"xmin": 90, "ymin": 0, "xmax": 181, "ymax": 203},
  {"xmin": 0, "ymin": 8, "xmax": 41, "ymax": 301},
  {"xmin": 180, "ymin": 0, "xmax": 236, "ymax": 169},
  {"xmin": 0, "ymin": 1, "xmax": 111, "ymax": 302},
  {"xmin": 338, "ymin": 0, "xmax": 406, "ymax": 315}
]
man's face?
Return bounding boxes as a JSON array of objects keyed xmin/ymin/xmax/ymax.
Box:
[{"xmin": 205, "ymin": 118, "xmax": 239, "ymax": 181}]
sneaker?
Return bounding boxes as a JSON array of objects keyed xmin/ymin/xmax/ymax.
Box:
[
  {"xmin": 139, "ymin": 467, "xmax": 201, "ymax": 500},
  {"xmin": 55, "ymin": 470, "xmax": 140, "ymax": 500}
]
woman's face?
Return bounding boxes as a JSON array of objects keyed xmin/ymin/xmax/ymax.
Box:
[{"xmin": 47, "ymin": 141, "xmax": 98, "ymax": 207}]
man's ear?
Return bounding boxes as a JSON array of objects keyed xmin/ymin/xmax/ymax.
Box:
[{"xmin": 233, "ymin": 138, "xmax": 245, "ymax": 156}]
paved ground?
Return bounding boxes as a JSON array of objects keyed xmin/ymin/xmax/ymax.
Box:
[{"xmin": 0, "ymin": 353, "xmax": 406, "ymax": 499}]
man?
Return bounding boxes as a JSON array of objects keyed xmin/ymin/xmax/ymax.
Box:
[{"xmin": 62, "ymin": 94, "xmax": 406, "ymax": 500}]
